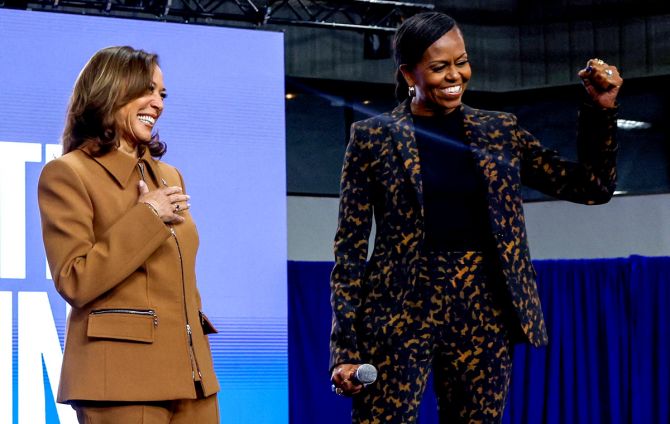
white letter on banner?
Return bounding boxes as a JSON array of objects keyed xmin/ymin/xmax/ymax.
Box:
[
  {"xmin": 44, "ymin": 144, "xmax": 62, "ymax": 280},
  {"xmin": 18, "ymin": 292, "xmax": 76, "ymax": 424},
  {"xmin": 0, "ymin": 292, "xmax": 11, "ymax": 423},
  {"xmin": 44, "ymin": 144, "xmax": 62, "ymax": 164},
  {"xmin": 0, "ymin": 141, "xmax": 41, "ymax": 279}
]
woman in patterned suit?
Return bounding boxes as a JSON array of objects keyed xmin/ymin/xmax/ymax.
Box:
[{"xmin": 329, "ymin": 12, "xmax": 622, "ymax": 424}]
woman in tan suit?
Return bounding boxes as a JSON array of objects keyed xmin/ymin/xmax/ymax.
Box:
[{"xmin": 38, "ymin": 46, "xmax": 220, "ymax": 423}]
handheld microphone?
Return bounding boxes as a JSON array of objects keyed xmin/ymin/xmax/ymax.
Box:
[{"xmin": 352, "ymin": 363, "xmax": 378, "ymax": 386}]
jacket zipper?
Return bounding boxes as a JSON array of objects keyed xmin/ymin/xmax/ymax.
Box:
[
  {"xmin": 170, "ymin": 221, "xmax": 203, "ymax": 381},
  {"xmin": 139, "ymin": 163, "xmax": 202, "ymax": 382},
  {"xmin": 90, "ymin": 308, "xmax": 159, "ymax": 327},
  {"xmin": 138, "ymin": 162, "xmax": 146, "ymax": 181}
]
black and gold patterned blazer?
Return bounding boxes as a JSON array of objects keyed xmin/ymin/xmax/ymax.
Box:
[{"xmin": 330, "ymin": 99, "xmax": 617, "ymax": 369}]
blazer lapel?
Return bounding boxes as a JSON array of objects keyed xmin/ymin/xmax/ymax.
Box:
[
  {"xmin": 389, "ymin": 100, "xmax": 424, "ymax": 213},
  {"xmin": 463, "ymin": 105, "xmax": 496, "ymax": 188},
  {"xmin": 81, "ymin": 145, "xmax": 161, "ymax": 189},
  {"xmin": 462, "ymin": 104, "xmax": 504, "ymax": 234}
]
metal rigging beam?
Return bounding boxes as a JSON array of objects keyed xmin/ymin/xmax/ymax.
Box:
[{"xmin": 0, "ymin": 0, "xmax": 435, "ymax": 32}]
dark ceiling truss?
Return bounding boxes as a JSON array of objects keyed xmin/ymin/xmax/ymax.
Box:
[
  {"xmin": 263, "ymin": 0, "xmax": 434, "ymax": 32},
  {"xmin": 1, "ymin": 0, "xmax": 435, "ymax": 32}
]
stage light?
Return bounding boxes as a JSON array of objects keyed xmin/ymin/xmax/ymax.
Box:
[{"xmin": 617, "ymin": 119, "xmax": 651, "ymax": 130}]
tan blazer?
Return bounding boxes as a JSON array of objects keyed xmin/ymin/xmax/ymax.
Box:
[{"xmin": 38, "ymin": 145, "xmax": 220, "ymax": 402}]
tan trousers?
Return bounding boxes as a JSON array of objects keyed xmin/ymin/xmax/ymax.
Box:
[{"xmin": 72, "ymin": 392, "xmax": 219, "ymax": 424}]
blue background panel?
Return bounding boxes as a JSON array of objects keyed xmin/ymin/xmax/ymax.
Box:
[{"xmin": 0, "ymin": 9, "xmax": 287, "ymax": 423}]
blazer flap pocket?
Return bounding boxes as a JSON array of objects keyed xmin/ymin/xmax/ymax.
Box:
[
  {"xmin": 199, "ymin": 311, "xmax": 218, "ymax": 335},
  {"xmin": 87, "ymin": 309, "xmax": 157, "ymax": 343}
]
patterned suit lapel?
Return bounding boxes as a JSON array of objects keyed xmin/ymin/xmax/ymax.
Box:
[
  {"xmin": 463, "ymin": 104, "xmax": 492, "ymax": 167},
  {"xmin": 389, "ymin": 100, "xmax": 424, "ymax": 213},
  {"xmin": 463, "ymin": 105, "xmax": 497, "ymax": 195}
]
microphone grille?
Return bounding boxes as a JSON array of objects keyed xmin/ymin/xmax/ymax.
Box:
[{"xmin": 356, "ymin": 364, "xmax": 378, "ymax": 385}]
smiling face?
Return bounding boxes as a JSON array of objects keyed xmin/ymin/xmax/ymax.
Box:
[
  {"xmin": 115, "ymin": 65, "xmax": 166, "ymax": 148},
  {"xmin": 400, "ymin": 27, "xmax": 471, "ymax": 116}
]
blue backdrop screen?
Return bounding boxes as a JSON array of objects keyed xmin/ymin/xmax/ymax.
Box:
[{"xmin": 0, "ymin": 9, "xmax": 287, "ymax": 423}]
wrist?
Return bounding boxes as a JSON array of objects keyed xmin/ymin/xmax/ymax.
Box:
[{"xmin": 581, "ymin": 100, "xmax": 618, "ymax": 113}]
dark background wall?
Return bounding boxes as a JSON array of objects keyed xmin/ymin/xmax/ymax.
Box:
[
  {"xmin": 286, "ymin": 75, "xmax": 670, "ymax": 199},
  {"xmin": 281, "ymin": 1, "xmax": 670, "ymax": 198},
  {"xmin": 282, "ymin": 1, "xmax": 670, "ymax": 89}
]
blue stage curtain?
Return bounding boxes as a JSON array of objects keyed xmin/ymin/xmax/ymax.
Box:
[
  {"xmin": 629, "ymin": 256, "xmax": 670, "ymax": 424},
  {"xmin": 288, "ymin": 256, "xmax": 670, "ymax": 424}
]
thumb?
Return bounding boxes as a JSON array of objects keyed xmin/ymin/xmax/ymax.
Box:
[{"xmin": 138, "ymin": 180, "xmax": 149, "ymax": 196}]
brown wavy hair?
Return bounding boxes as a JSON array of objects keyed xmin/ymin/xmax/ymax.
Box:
[{"xmin": 62, "ymin": 46, "xmax": 166, "ymax": 158}]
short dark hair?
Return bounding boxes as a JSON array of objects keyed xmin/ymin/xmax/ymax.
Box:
[
  {"xmin": 62, "ymin": 46, "xmax": 166, "ymax": 158},
  {"xmin": 393, "ymin": 12, "xmax": 459, "ymax": 101}
]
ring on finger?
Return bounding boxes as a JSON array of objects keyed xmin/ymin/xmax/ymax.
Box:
[{"xmin": 605, "ymin": 69, "xmax": 613, "ymax": 76}]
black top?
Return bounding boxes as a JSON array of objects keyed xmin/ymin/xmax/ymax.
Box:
[{"xmin": 413, "ymin": 109, "xmax": 492, "ymax": 251}]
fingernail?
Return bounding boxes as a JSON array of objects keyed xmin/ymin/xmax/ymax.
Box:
[{"xmin": 186, "ymin": 195, "xmax": 191, "ymax": 200}]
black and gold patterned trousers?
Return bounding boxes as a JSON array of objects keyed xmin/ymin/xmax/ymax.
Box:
[{"xmin": 352, "ymin": 251, "xmax": 514, "ymax": 424}]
